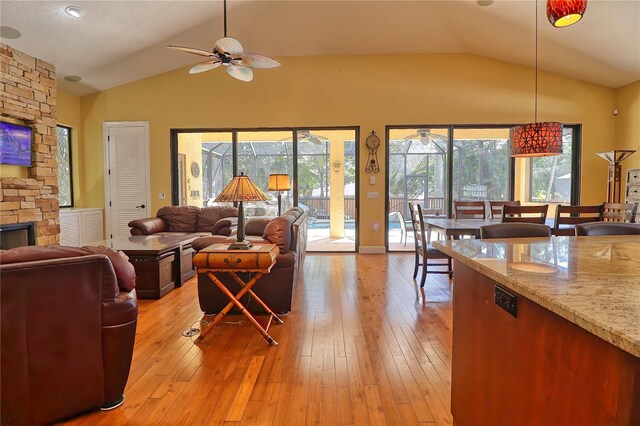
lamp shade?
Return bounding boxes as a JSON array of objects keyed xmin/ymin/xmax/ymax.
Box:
[
  {"xmin": 268, "ymin": 174, "xmax": 291, "ymax": 191},
  {"xmin": 596, "ymin": 150, "xmax": 636, "ymax": 165},
  {"xmin": 547, "ymin": 0, "xmax": 587, "ymax": 28},
  {"xmin": 214, "ymin": 172, "xmax": 270, "ymax": 202},
  {"xmin": 510, "ymin": 122, "xmax": 563, "ymax": 157}
]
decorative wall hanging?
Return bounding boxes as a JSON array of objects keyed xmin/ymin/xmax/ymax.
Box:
[
  {"xmin": 547, "ymin": 0, "xmax": 587, "ymax": 28},
  {"xmin": 510, "ymin": 1, "xmax": 563, "ymax": 157},
  {"xmin": 365, "ymin": 131, "xmax": 380, "ymax": 173},
  {"xmin": 191, "ymin": 162, "xmax": 200, "ymax": 178},
  {"xmin": 166, "ymin": 0, "xmax": 280, "ymax": 82}
]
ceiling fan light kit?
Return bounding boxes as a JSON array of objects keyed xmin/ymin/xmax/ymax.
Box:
[
  {"xmin": 547, "ymin": 0, "xmax": 587, "ymax": 28},
  {"xmin": 167, "ymin": 0, "xmax": 280, "ymax": 82}
]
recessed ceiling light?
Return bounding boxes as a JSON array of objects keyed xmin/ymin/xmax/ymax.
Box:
[
  {"xmin": 64, "ymin": 75, "xmax": 82, "ymax": 82},
  {"xmin": 64, "ymin": 6, "xmax": 85, "ymax": 18},
  {"xmin": 477, "ymin": 0, "xmax": 494, "ymax": 6},
  {"xmin": 0, "ymin": 26, "xmax": 22, "ymax": 39}
]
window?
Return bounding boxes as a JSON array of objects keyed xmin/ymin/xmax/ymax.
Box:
[
  {"xmin": 56, "ymin": 125, "xmax": 73, "ymax": 207},
  {"xmin": 452, "ymin": 128, "xmax": 511, "ymax": 202},
  {"xmin": 529, "ymin": 126, "xmax": 579, "ymax": 204}
]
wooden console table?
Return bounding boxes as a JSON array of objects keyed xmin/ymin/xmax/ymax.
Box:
[{"xmin": 193, "ymin": 243, "xmax": 283, "ymax": 346}]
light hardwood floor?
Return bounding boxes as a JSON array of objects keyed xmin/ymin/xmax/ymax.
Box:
[{"xmin": 63, "ymin": 253, "xmax": 453, "ymax": 425}]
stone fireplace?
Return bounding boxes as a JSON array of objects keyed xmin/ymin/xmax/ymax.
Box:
[{"xmin": 1, "ymin": 44, "xmax": 59, "ymax": 245}]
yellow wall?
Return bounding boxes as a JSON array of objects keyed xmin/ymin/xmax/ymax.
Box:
[
  {"xmin": 77, "ymin": 53, "xmax": 617, "ymax": 247},
  {"xmin": 614, "ymin": 81, "xmax": 640, "ymax": 188},
  {"xmin": 177, "ymin": 133, "xmax": 205, "ymax": 206},
  {"xmin": 57, "ymin": 89, "xmax": 83, "ymax": 206}
]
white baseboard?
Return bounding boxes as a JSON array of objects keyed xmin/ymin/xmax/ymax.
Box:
[{"xmin": 359, "ymin": 246, "xmax": 386, "ymax": 254}]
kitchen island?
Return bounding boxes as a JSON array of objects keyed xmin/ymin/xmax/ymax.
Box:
[{"xmin": 433, "ymin": 235, "xmax": 639, "ymax": 426}]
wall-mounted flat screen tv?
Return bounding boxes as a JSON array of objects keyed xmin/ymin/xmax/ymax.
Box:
[{"xmin": 0, "ymin": 121, "xmax": 32, "ymax": 166}]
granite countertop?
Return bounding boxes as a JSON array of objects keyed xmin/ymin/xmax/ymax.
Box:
[{"xmin": 433, "ymin": 235, "xmax": 640, "ymax": 358}]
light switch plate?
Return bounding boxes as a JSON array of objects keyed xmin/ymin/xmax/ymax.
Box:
[
  {"xmin": 369, "ymin": 176, "xmax": 375, "ymax": 185},
  {"xmin": 367, "ymin": 192, "xmax": 379, "ymax": 199}
]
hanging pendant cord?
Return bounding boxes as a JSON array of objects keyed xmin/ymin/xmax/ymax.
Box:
[
  {"xmin": 534, "ymin": 0, "xmax": 538, "ymax": 123},
  {"xmin": 224, "ymin": 0, "xmax": 227, "ymax": 37}
]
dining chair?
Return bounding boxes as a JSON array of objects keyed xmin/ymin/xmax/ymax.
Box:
[
  {"xmin": 388, "ymin": 211, "xmax": 412, "ymax": 246},
  {"xmin": 409, "ymin": 203, "xmax": 453, "ymax": 288},
  {"xmin": 489, "ymin": 200, "xmax": 521, "ymax": 219},
  {"xmin": 575, "ymin": 222, "xmax": 640, "ymax": 236},
  {"xmin": 480, "ymin": 223, "xmax": 552, "ymax": 239},
  {"xmin": 454, "ymin": 201, "xmax": 486, "ymax": 219},
  {"xmin": 502, "ymin": 204, "xmax": 548, "ymax": 224},
  {"xmin": 554, "ymin": 204, "xmax": 604, "ymax": 236},
  {"xmin": 602, "ymin": 202, "xmax": 638, "ymax": 223}
]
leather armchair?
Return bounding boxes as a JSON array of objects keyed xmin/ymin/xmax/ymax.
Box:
[{"xmin": 0, "ymin": 246, "xmax": 138, "ymax": 425}]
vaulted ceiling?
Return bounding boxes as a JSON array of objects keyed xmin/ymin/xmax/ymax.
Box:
[{"xmin": 1, "ymin": 0, "xmax": 638, "ymax": 96}]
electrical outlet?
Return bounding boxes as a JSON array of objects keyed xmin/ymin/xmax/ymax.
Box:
[
  {"xmin": 495, "ymin": 285, "xmax": 517, "ymax": 318},
  {"xmin": 159, "ymin": 192, "xmax": 166, "ymax": 200}
]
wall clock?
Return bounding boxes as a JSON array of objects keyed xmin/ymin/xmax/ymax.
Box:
[
  {"xmin": 191, "ymin": 162, "xmax": 200, "ymax": 178},
  {"xmin": 365, "ymin": 130, "xmax": 380, "ymax": 173}
]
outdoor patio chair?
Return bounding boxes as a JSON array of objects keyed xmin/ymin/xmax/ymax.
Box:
[{"xmin": 388, "ymin": 211, "xmax": 412, "ymax": 246}]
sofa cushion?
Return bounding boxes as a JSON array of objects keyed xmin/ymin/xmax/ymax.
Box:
[
  {"xmin": 83, "ymin": 246, "xmax": 136, "ymax": 292},
  {"xmin": 196, "ymin": 206, "xmax": 238, "ymax": 232},
  {"xmin": 128, "ymin": 217, "xmax": 168, "ymax": 235},
  {"xmin": 157, "ymin": 206, "xmax": 199, "ymax": 232},
  {"xmin": 245, "ymin": 217, "xmax": 273, "ymax": 236},
  {"xmin": 263, "ymin": 217, "xmax": 292, "ymax": 254}
]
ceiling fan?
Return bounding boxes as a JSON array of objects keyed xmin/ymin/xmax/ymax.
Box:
[
  {"xmin": 166, "ymin": 0, "xmax": 280, "ymax": 82},
  {"xmin": 279, "ymin": 130, "xmax": 329, "ymax": 145},
  {"xmin": 402, "ymin": 129, "xmax": 447, "ymax": 153}
]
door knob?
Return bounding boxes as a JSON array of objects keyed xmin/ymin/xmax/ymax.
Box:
[{"xmin": 136, "ymin": 204, "xmax": 146, "ymax": 209}]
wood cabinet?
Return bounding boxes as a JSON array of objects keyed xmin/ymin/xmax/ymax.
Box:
[{"xmin": 59, "ymin": 208, "xmax": 104, "ymax": 246}]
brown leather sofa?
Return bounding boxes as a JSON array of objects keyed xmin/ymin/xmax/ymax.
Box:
[
  {"xmin": 0, "ymin": 245, "xmax": 138, "ymax": 426},
  {"xmin": 128, "ymin": 205, "xmax": 238, "ymax": 236},
  {"xmin": 192, "ymin": 207, "xmax": 308, "ymax": 314}
]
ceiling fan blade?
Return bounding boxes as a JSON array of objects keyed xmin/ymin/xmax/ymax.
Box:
[
  {"xmin": 225, "ymin": 65, "xmax": 253, "ymax": 82},
  {"xmin": 167, "ymin": 45, "xmax": 213, "ymax": 57},
  {"xmin": 189, "ymin": 60, "xmax": 222, "ymax": 74},
  {"xmin": 215, "ymin": 37, "xmax": 244, "ymax": 55},
  {"xmin": 239, "ymin": 53, "xmax": 281, "ymax": 69},
  {"xmin": 308, "ymin": 135, "xmax": 324, "ymax": 145}
]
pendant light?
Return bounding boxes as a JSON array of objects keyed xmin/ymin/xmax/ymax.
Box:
[
  {"xmin": 547, "ymin": 0, "xmax": 587, "ymax": 28},
  {"xmin": 510, "ymin": 1, "xmax": 563, "ymax": 158}
]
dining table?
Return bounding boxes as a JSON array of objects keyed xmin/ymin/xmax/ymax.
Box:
[{"xmin": 425, "ymin": 217, "xmax": 555, "ymax": 239}]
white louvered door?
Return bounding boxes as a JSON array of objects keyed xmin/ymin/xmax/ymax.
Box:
[{"xmin": 105, "ymin": 123, "xmax": 150, "ymax": 239}]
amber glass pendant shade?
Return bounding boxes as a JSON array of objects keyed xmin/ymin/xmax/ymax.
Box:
[
  {"xmin": 547, "ymin": 0, "xmax": 587, "ymax": 27},
  {"xmin": 510, "ymin": 122, "xmax": 563, "ymax": 157}
]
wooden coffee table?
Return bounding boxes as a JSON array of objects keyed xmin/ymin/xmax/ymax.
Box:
[{"xmin": 90, "ymin": 233, "xmax": 209, "ymax": 299}]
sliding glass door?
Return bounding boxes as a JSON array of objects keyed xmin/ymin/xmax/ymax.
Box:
[
  {"xmin": 298, "ymin": 129, "xmax": 357, "ymax": 252},
  {"xmin": 172, "ymin": 127, "xmax": 358, "ymax": 252},
  {"xmin": 387, "ymin": 127, "xmax": 449, "ymax": 251}
]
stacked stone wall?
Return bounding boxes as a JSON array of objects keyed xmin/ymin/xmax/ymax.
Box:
[{"xmin": 1, "ymin": 44, "xmax": 59, "ymax": 245}]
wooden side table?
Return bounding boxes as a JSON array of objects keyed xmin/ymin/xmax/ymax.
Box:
[{"xmin": 192, "ymin": 243, "xmax": 284, "ymax": 346}]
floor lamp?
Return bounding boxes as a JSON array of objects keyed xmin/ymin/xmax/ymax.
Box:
[
  {"xmin": 268, "ymin": 174, "xmax": 291, "ymax": 216},
  {"xmin": 214, "ymin": 172, "xmax": 270, "ymax": 250},
  {"xmin": 596, "ymin": 150, "xmax": 636, "ymax": 203}
]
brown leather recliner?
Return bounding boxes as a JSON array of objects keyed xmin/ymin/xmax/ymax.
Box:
[
  {"xmin": 0, "ymin": 245, "xmax": 138, "ymax": 426},
  {"xmin": 192, "ymin": 208, "xmax": 308, "ymax": 314},
  {"xmin": 128, "ymin": 205, "xmax": 238, "ymax": 236}
]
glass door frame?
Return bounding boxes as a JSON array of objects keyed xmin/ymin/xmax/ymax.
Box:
[{"xmin": 170, "ymin": 126, "xmax": 360, "ymax": 252}]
